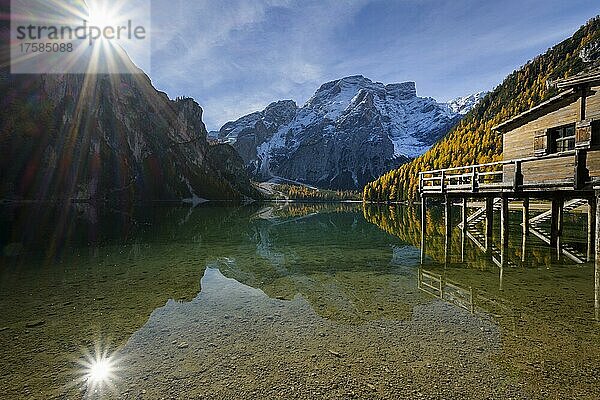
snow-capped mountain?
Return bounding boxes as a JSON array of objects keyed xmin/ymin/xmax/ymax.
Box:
[
  {"xmin": 446, "ymin": 91, "xmax": 488, "ymax": 115},
  {"xmin": 220, "ymin": 75, "xmax": 485, "ymax": 190}
]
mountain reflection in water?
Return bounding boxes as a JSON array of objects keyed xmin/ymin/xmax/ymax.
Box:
[{"xmin": 0, "ymin": 202, "xmax": 598, "ymax": 399}]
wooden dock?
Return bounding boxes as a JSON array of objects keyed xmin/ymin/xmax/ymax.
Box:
[{"xmin": 418, "ymin": 68, "xmax": 600, "ymax": 264}]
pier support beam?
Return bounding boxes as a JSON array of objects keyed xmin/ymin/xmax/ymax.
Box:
[
  {"xmin": 420, "ymin": 196, "xmax": 427, "ymax": 265},
  {"xmin": 550, "ymin": 197, "xmax": 563, "ymax": 248},
  {"xmin": 593, "ymin": 191, "xmax": 600, "ymax": 321},
  {"xmin": 485, "ymin": 197, "xmax": 494, "ymax": 250},
  {"xmin": 500, "ymin": 195, "xmax": 509, "ymax": 249},
  {"xmin": 461, "ymin": 198, "xmax": 467, "ymax": 262},
  {"xmin": 521, "ymin": 233, "xmax": 527, "ymax": 263},
  {"xmin": 522, "ymin": 198, "xmax": 530, "ymax": 236},
  {"xmin": 462, "ymin": 198, "xmax": 468, "ymax": 233},
  {"xmin": 588, "ymin": 198, "xmax": 596, "ymax": 262},
  {"xmin": 445, "ymin": 196, "xmax": 452, "ymax": 240},
  {"xmin": 444, "ymin": 196, "xmax": 452, "ymax": 267}
]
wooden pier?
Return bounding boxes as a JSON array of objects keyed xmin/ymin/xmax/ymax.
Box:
[{"xmin": 419, "ymin": 69, "xmax": 600, "ymax": 264}]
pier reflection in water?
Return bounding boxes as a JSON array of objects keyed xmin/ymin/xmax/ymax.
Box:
[{"xmin": 365, "ymin": 202, "xmax": 600, "ymax": 399}]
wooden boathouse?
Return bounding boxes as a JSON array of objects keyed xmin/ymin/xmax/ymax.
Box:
[{"xmin": 418, "ymin": 69, "xmax": 600, "ymax": 263}]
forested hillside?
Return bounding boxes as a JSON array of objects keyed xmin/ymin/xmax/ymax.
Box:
[{"xmin": 364, "ymin": 16, "xmax": 600, "ymax": 202}]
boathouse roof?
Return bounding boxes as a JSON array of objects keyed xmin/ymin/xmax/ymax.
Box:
[{"xmin": 493, "ymin": 68, "xmax": 600, "ymax": 133}]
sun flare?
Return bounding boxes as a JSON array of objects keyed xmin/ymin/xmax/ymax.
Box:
[
  {"xmin": 87, "ymin": 3, "xmax": 117, "ymax": 29},
  {"xmin": 88, "ymin": 357, "xmax": 112, "ymax": 384},
  {"xmin": 72, "ymin": 342, "xmax": 122, "ymax": 395}
]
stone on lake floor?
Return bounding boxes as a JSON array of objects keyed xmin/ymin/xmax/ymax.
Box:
[{"xmin": 24, "ymin": 320, "xmax": 45, "ymax": 328}]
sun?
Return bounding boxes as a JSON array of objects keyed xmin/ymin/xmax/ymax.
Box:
[{"xmin": 87, "ymin": 2, "xmax": 117, "ymax": 29}]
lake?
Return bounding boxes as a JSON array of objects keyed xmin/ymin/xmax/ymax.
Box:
[{"xmin": 0, "ymin": 202, "xmax": 598, "ymax": 399}]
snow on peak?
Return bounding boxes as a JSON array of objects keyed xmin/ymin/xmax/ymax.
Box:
[
  {"xmin": 219, "ymin": 75, "xmax": 484, "ymax": 189},
  {"xmin": 385, "ymin": 82, "xmax": 417, "ymax": 100},
  {"xmin": 446, "ymin": 91, "xmax": 488, "ymax": 115}
]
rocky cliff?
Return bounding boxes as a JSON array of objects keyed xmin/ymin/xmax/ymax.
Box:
[{"xmin": 0, "ymin": 6, "xmax": 259, "ymax": 202}]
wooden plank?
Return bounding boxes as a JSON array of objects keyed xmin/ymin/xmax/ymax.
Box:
[{"xmin": 521, "ymin": 156, "xmax": 575, "ymax": 184}]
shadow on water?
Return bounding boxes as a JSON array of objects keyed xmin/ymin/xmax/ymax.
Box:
[{"xmin": 0, "ymin": 202, "xmax": 598, "ymax": 398}]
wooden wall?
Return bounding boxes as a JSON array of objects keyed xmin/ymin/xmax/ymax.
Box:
[
  {"xmin": 502, "ymin": 156, "xmax": 576, "ymax": 186},
  {"xmin": 502, "ymin": 96, "xmax": 580, "ymax": 161},
  {"xmin": 586, "ymin": 85, "xmax": 600, "ymax": 120},
  {"xmin": 500, "ymin": 86, "xmax": 600, "ymax": 186},
  {"xmin": 521, "ymin": 156, "xmax": 575, "ymax": 186},
  {"xmin": 499, "ymin": 85, "xmax": 600, "ymax": 187}
]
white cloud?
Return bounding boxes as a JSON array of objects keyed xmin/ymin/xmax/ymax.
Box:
[{"xmin": 147, "ymin": 0, "xmax": 598, "ymax": 129}]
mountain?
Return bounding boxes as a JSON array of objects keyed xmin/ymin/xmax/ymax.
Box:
[
  {"xmin": 220, "ymin": 76, "xmax": 482, "ymax": 190},
  {"xmin": 0, "ymin": 5, "xmax": 259, "ymax": 202},
  {"xmin": 446, "ymin": 92, "xmax": 488, "ymax": 115},
  {"xmin": 363, "ymin": 16, "xmax": 600, "ymax": 202}
]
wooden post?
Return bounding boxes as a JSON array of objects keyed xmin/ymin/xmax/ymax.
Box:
[
  {"xmin": 470, "ymin": 286, "xmax": 475, "ymax": 314},
  {"xmin": 485, "ymin": 197, "xmax": 494, "ymax": 241},
  {"xmin": 594, "ymin": 260, "xmax": 600, "ymax": 321},
  {"xmin": 501, "ymin": 195, "xmax": 509, "ymax": 249},
  {"xmin": 444, "ymin": 233, "xmax": 450, "ymax": 267},
  {"xmin": 461, "ymin": 229, "xmax": 466, "ymax": 263},
  {"xmin": 522, "ymin": 198, "xmax": 530, "ymax": 236},
  {"xmin": 580, "ymin": 86, "xmax": 587, "ymax": 121},
  {"xmin": 595, "ymin": 192, "xmax": 600, "ymax": 321},
  {"xmin": 445, "ymin": 196, "xmax": 452, "ymax": 240},
  {"xmin": 420, "ymin": 196, "xmax": 427, "ymax": 265},
  {"xmin": 441, "ymin": 170, "xmax": 446, "ymax": 193},
  {"xmin": 557, "ymin": 199, "xmax": 565, "ymax": 259},
  {"xmin": 499, "ymin": 249, "xmax": 504, "ymax": 292},
  {"xmin": 588, "ymin": 198, "xmax": 596, "ymax": 262},
  {"xmin": 513, "ymin": 160, "xmax": 523, "ymax": 192},
  {"xmin": 521, "ymin": 233, "xmax": 527, "ymax": 264},
  {"xmin": 550, "ymin": 197, "xmax": 563, "ymax": 247},
  {"xmin": 462, "ymin": 198, "xmax": 468, "ymax": 233},
  {"xmin": 444, "ymin": 196, "xmax": 452, "ymax": 267},
  {"xmin": 461, "ymin": 199, "xmax": 466, "ymax": 262}
]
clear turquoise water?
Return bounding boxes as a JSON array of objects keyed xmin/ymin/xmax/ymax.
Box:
[{"xmin": 0, "ymin": 203, "xmax": 598, "ymax": 399}]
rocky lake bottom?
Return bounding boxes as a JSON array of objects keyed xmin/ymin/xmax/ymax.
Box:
[{"xmin": 0, "ymin": 203, "xmax": 598, "ymax": 399}]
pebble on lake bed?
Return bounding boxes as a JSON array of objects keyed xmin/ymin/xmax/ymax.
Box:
[{"xmin": 24, "ymin": 320, "xmax": 45, "ymax": 328}]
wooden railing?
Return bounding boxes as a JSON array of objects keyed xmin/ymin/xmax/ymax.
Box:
[{"xmin": 419, "ymin": 151, "xmax": 580, "ymax": 194}]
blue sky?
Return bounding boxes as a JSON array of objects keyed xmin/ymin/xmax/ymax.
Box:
[{"xmin": 148, "ymin": 0, "xmax": 600, "ymax": 131}]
